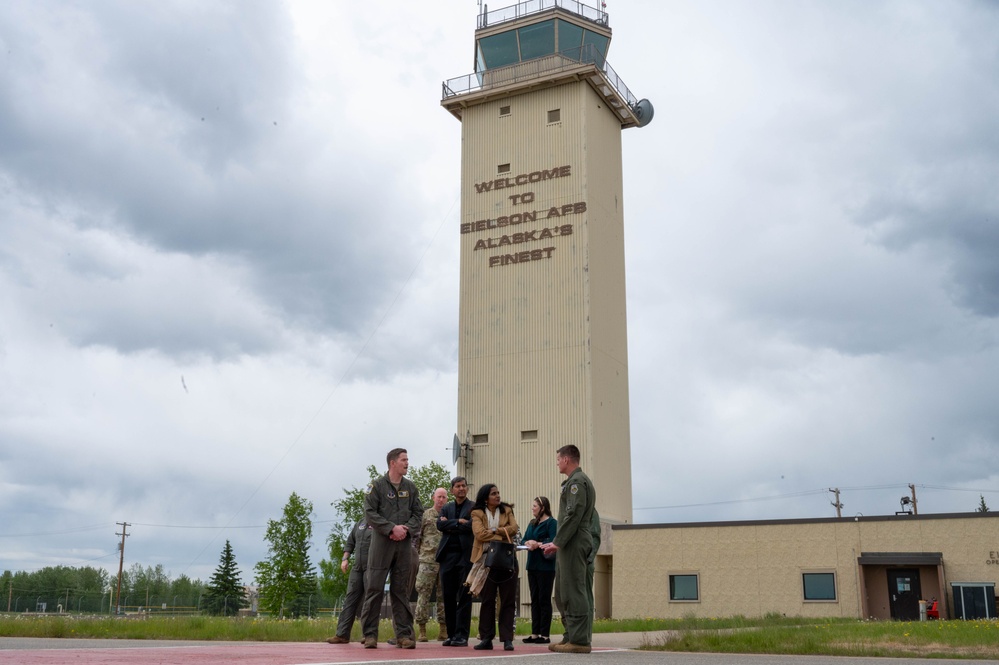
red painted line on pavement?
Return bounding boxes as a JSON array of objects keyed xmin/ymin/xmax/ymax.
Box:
[{"xmin": 2, "ymin": 640, "xmax": 610, "ymax": 664}]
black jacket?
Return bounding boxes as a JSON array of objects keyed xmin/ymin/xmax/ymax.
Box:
[{"xmin": 435, "ymin": 498, "xmax": 473, "ymax": 570}]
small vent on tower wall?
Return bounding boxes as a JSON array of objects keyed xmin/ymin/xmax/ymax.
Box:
[
  {"xmin": 497, "ymin": 163, "xmax": 511, "ymax": 174},
  {"xmin": 500, "ymin": 105, "xmax": 511, "ymax": 116},
  {"xmin": 547, "ymin": 109, "xmax": 561, "ymax": 124}
]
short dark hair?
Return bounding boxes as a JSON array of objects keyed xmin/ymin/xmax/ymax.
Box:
[
  {"xmin": 451, "ymin": 476, "xmax": 467, "ymax": 488},
  {"xmin": 386, "ymin": 448, "xmax": 407, "ymax": 466},
  {"xmin": 556, "ymin": 444, "xmax": 580, "ymax": 463}
]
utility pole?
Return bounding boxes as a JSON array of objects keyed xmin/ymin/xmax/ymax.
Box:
[
  {"xmin": 828, "ymin": 488, "xmax": 843, "ymax": 518},
  {"xmin": 115, "ymin": 522, "xmax": 130, "ymax": 615},
  {"xmin": 7, "ymin": 580, "xmax": 11, "ymax": 612},
  {"xmin": 909, "ymin": 484, "xmax": 918, "ymax": 515}
]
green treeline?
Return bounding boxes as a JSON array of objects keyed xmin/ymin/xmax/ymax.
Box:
[{"xmin": 1, "ymin": 564, "xmax": 206, "ymax": 613}]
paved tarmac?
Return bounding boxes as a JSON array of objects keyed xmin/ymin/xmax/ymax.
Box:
[{"xmin": 1, "ymin": 634, "xmax": 995, "ymax": 665}]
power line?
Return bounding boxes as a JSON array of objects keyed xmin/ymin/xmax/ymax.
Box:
[
  {"xmin": 634, "ymin": 482, "xmax": 999, "ymax": 512},
  {"xmin": 0, "ymin": 523, "xmax": 112, "ymax": 538},
  {"xmin": 635, "ymin": 488, "xmax": 829, "ymax": 511}
]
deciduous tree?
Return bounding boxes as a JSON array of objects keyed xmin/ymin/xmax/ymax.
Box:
[{"xmin": 255, "ymin": 492, "xmax": 317, "ymax": 618}]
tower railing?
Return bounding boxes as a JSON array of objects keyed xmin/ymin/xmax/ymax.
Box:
[
  {"xmin": 478, "ymin": 0, "xmax": 609, "ymax": 30},
  {"xmin": 442, "ymin": 43, "xmax": 637, "ymax": 110}
]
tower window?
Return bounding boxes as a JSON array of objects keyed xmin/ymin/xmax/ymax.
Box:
[
  {"xmin": 521, "ymin": 430, "xmax": 538, "ymax": 442},
  {"xmin": 547, "ymin": 109, "xmax": 561, "ymax": 124},
  {"xmin": 500, "ymin": 105, "xmax": 511, "ymax": 116},
  {"xmin": 472, "ymin": 433, "xmax": 489, "ymax": 444},
  {"xmin": 497, "ymin": 163, "xmax": 511, "ymax": 174}
]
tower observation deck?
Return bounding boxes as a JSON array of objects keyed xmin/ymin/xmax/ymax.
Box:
[{"xmin": 443, "ymin": 1, "xmax": 652, "ymax": 128}]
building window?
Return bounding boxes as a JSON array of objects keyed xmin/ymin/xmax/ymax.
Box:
[
  {"xmin": 669, "ymin": 574, "xmax": 699, "ymax": 601},
  {"xmin": 500, "ymin": 105, "xmax": 511, "ymax": 116},
  {"xmin": 547, "ymin": 108, "xmax": 560, "ymax": 124},
  {"xmin": 521, "ymin": 429, "xmax": 538, "ymax": 442},
  {"xmin": 472, "ymin": 433, "xmax": 489, "ymax": 444},
  {"xmin": 802, "ymin": 572, "xmax": 837, "ymax": 601},
  {"xmin": 497, "ymin": 163, "xmax": 511, "ymax": 174}
]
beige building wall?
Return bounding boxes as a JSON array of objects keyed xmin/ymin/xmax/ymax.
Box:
[
  {"xmin": 613, "ymin": 513, "xmax": 999, "ymax": 620},
  {"xmin": 454, "ymin": 81, "xmax": 631, "ymax": 527}
]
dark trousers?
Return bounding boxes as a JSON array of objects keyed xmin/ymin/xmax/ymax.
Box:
[
  {"xmin": 478, "ymin": 568, "xmax": 518, "ymax": 643},
  {"xmin": 360, "ymin": 537, "xmax": 414, "ymax": 639},
  {"xmin": 440, "ymin": 562, "xmax": 472, "ymax": 640},
  {"xmin": 335, "ymin": 564, "xmax": 366, "ymax": 639},
  {"xmin": 527, "ymin": 568, "xmax": 555, "ymax": 636}
]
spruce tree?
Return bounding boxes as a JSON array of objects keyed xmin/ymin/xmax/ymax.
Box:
[{"xmin": 203, "ymin": 540, "xmax": 248, "ymax": 616}]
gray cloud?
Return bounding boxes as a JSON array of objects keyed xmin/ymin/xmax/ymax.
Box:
[{"xmin": 0, "ymin": 2, "xmax": 426, "ymax": 359}]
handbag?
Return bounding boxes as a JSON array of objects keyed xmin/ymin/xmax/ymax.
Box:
[{"xmin": 483, "ymin": 531, "xmax": 516, "ymax": 572}]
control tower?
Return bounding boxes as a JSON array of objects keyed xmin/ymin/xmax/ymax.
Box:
[{"xmin": 442, "ymin": 0, "xmax": 652, "ymax": 618}]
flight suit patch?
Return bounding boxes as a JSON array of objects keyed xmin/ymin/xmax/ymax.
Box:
[
  {"xmin": 570, "ymin": 484, "xmax": 578, "ymax": 495},
  {"xmin": 399, "ymin": 490, "xmax": 410, "ymax": 497}
]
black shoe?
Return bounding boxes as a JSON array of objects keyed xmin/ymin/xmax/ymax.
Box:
[
  {"xmin": 504, "ymin": 641, "xmax": 514, "ymax": 651},
  {"xmin": 474, "ymin": 640, "xmax": 493, "ymax": 650},
  {"xmin": 523, "ymin": 636, "xmax": 537, "ymax": 643},
  {"xmin": 537, "ymin": 636, "xmax": 551, "ymax": 644},
  {"xmin": 450, "ymin": 638, "xmax": 468, "ymax": 647},
  {"xmin": 442, "ymin": 638, "xmax": 453, "ymax": 646}
]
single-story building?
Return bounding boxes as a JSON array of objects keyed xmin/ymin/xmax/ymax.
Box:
[{"xmin": 611, "ymin": 512, "xmax": 998, "ymax": 620}]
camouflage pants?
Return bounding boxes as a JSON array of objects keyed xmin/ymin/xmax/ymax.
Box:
[{"xmin": 414, "ymin": 561, "xmax": 444, "ymax": 625}]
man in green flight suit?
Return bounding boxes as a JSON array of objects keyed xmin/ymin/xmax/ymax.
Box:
[
  {"xmin": 359, "ymin": 448, "xmax": 424, "ymax": 649},
  {"xmin": 326, "ymin": 517, "xmax": 371, "ymax": 644},
  {"xmin": 541, "ymin": 444, "xmax": 596, "ymax": 654}
]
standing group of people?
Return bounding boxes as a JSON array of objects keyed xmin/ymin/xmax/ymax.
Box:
[{"xmin": 326, "ymin": 444, "xmax": 598, "ymax": 654}]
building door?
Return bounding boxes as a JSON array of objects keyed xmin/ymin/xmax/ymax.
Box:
[{"xmin": 887, "ymin": 569, "xmax": 921, "ymax": 620}]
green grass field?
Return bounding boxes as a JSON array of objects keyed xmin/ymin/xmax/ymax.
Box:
[
  {"xmin": 1, "ymin": 613, "xmax": 997, "ymax": 659},
  {"xmin": 640, "ymin": 615, "xmax": 999, "ymax": 660}
]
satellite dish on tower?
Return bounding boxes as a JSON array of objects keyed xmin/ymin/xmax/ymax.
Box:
[
  {"xmin": 633, "ymin": 98, "xmax": 654, "ymax": 127},
  {"xmin": 452, "ymin": 433, "xmax": 461, "ymax": 465}
]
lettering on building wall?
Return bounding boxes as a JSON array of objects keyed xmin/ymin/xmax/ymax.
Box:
[
  {"xmin": 473, "ymin": 166, "xmax": 571, "ymax": 193},
  {"xmin": 988, "ymin": 550, "xmax": 999, "ymax": 565},
  {"xmin": 461, "ymin": 206, "xmax": 585, "ymax": 234},
  {"xmin": 464, "ymin": 164, "xmax": 584, "ymax": 267},
  {"xmin": 489, "ymin": 247, "xmax": 556, "ymax": 268},
  {"xmin": 473, "ymin": 225, "xmax": 574, "ymax": 251}
]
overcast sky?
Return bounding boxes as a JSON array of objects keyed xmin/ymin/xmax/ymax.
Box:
[{"xmin": 2, "ymin": 0, "xmax": 998, "ymax": 583}]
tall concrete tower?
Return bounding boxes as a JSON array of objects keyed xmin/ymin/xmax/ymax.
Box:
[{"xmin": 442, "ymin": 1, "xmax": 652, "ymax": 617}]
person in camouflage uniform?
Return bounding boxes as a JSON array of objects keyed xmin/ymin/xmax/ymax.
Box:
[{"xmin": 414, "ymin": 487, "xmax": 448, "ymax": 641}]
